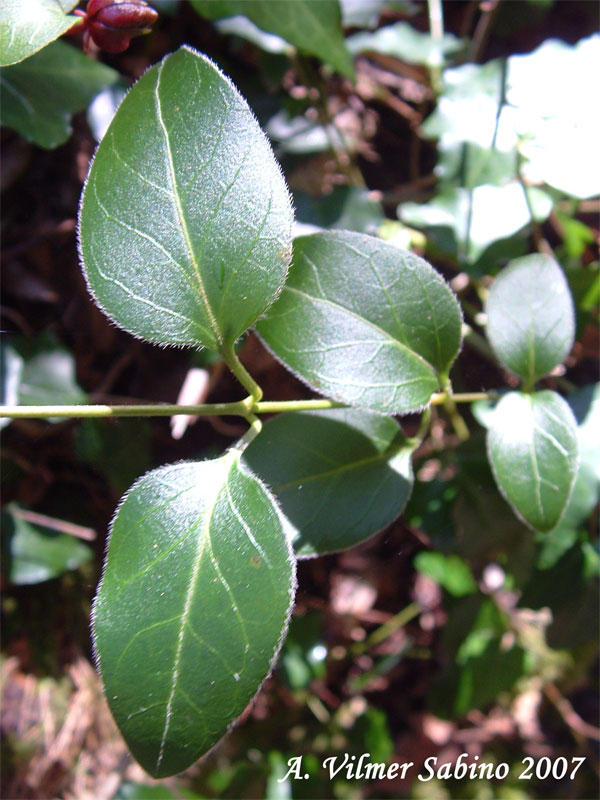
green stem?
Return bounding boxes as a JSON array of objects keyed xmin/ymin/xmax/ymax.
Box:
[
  {"xmin": 351, "ymin": 602, "xmax": 421, "ymax": 655},
  {"xmin": 0, "ymin": 401, "xmax": 251, "ymax": 419},
  {"xmin": 0, "ymin": 393, "xmax": 496, "ymax": 421},
  {"xmin": 235, "ymin": 413, "xmax": 263, "ymax": 451},
  {"xmin": 220, "ymin": 344, "xmax": 263, "ymax": 403}
]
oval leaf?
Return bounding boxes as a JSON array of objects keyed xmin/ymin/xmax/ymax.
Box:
[
  {"xmin": 0, "ymin": 0, "xmax": 80, "ymax": 66},
  {"xmin": 257, "ymin": 231, "xmax": 462, "ymax": 413},
  {"xmin": 487, "ymin": 390, "xmax": 579, "ymax": 532},
  {"xmin": 191, "ymin": 0, "xmax": 355, "ymax": 79},
  {"xmin": 243, "ymin": 409, "xmax": 414, "ymax": 557},
  {"xmin": 79, "ymin": 46, "xmax": 293, "ymax": 352},
  {"xmin": 0, "ymin": 40, "xmax": 118, "ymax": 149},
  {"xmin": 485, "ymin": 254, "xmax": 575, "ymax": 386},
  {"xmin": 92, "ymin": 454, "xmax": 296, "ymax": 777}
]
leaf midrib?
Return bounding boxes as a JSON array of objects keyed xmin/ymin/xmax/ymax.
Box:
[
  {"xmin": 273, "ymin": 444, "xmax": 408, "ymax": 492},
  {"xmin": 282, "ymin": 285, "xmax": 437, "ymax": 375},
  {"xmin": 155, "ymin": 59, "xmax": 222, "ymax": 349},
  {"xmin": 155, "ymin": 462, "xmax": 226, "ymax": 773}
]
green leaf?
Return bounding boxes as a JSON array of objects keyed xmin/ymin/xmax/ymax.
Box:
[
  {"xmin": 347, "ymin": 21, "xmax": 464, "ymax": 68},
  {"xmin": 92, "ymin": 453, "xmax": 296, "ymax": 778},
  {"xmin": 294, "ymin": 187, "xmax": 384, "ymax": 235},
  {"xmin": 487, "ymin": 390, "xmax": 579, "ymax": 532},
  {"xmin": 399, "ymin": 183, "xmax": 552, "ymax": 264},
  {"xmin": 0, "ymin": 0, "xmax": 80, "ymax": 66},
  {"xmin": 421, "ymin": 35, "xmax": 600, "ymax": 199},
  {"xmin": 485, "ymin": 254, "xmax": 575, "ymax": 385},
  {"xmin": 243, "ymin": 409, "xmax": 414, "ymax": 556},
  {"xmin": 414, "ymin": 552, "xmax": 478, "ymax": 597},
  {"xmin": 191, "ymin": 0, "xmax": 355, "ymax": 79},
  {"xmin": 257, "ymin": 231, "xmax": 462, "ymax": 413},
  {"xmin": 2, "ymin": 504, "xmax": 93, "ymax": 585},
  {"xmin": 1, "ymin": 334, "xmax": 87, "ymax": 425},
  {"xmin": 79, "ymin": 46, "xmax": 293, "ymax": 352},
  {"xmin": 0, "ymin": 40, "xmax": 118, "ymax": 149}
]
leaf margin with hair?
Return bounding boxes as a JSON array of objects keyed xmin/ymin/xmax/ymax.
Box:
[
  {"xmin": 257, "ymin": 230, "xmax": 463, "ymax": 413},
  {"xmin": 487, "ymin": 389, "xmax": 579, "ymax": 532},
  {"xmin": 242, "ymin": 408, "xmax": 415, "ymax": 557},
  {"xmin": 0, "ymin": 0, "xmax": 81, "ymax": 66},
  {"xmin": 78, "ymin": 45, "xmax": 293, "ymax": 353},
  {"xmin": 92, "ymin": 452, "xmax": 296, "ymax": 778}
]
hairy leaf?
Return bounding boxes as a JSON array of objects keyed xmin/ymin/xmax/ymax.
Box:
[
  {"xmin": 0, "ymin": 39, "xmax": 118, "ymax": 149},
  {"xmin": 79, "ymin": 46, "xmax": 293, "ymax": 352},
  {"xmin": 93, "ymin": 454, "xmax": 296, "ymax": 777},
  {"xmin": 257, "ymin": 231, "xmax": 462, "ymax": 413},
  {"xmin": 0, "ymin": 0, "xmax": 80, "ymax": 66},
  {"xmin": 487, "ymin": 390, "xmax": 579, "ymax": 532},
  {"xmin": 191, "ymin": 0, "xmax": 354, "ymax": 79},
  {"xmin": 486, "ymin": 254, "xmax": 575, "ymax": 385},
  {"xmin": 243, "ymin": 409, "xmax": 414, "ymax": 556}
]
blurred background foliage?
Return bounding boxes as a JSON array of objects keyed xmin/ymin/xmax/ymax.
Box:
[{"xmin": 1, "ymin": 0, "xmax": 598, "ymax": 798}]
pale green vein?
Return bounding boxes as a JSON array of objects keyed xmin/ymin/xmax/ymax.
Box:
[{"xmin": 155, "ymin": 61, "xmax": 222, "ymax": 347}]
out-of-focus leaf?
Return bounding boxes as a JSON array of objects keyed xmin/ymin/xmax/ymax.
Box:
[
  {"xmin": 2, "ymin": 504, "xmax": 93, "ymax": 585},
  {"xmin": 399, "ymin": 183, "xmax": 552, "ymax": 264},
  {"xmin": 487, "ymin": 391, "xmax": 579, "ymax": 532},
  {"xmin": 347, "ymin": 21, "xmax": 464, "ymax": 67},
  {"xmin": 414, "ymin": 551, "xmax": 478, "ymax": 597},
  {"xmin": 215, "ymin": 15, "xmax": 288, "ymax": 54},
  {"xmin": 243, "ymin": 409, "xmax": 414, "ymax": 557},
  {"xmin": 294, "ymin": 187, "xmax": 384, "ymax": 235},
  {"xmin": 280, "ymin": 613, "xmax": 326, "ymax": 689},
  {"xmin": 74, "ymin": 418, "xmax": 152, "ymax": 495},
  {"xmin": 352, "ymin": 708, "xmax": 394, "ymax": 762},
  {"xmin": 1, "ymin": 335, "xmax": 87, "ymax": 424},
  {"xmin": 86, "ymin": 82, "xmax": 128, "ymax": 143},
  {"xmin": 0, "ymin": 40, "xmax": 118, "ymax": 148},
  {"xmin": 191, "ymin": 0, "xmax": 355, "ymax": 79},
  {"xmin": 258, "ymin": 231, "xmax": 463, "ymax": 413},
  {"xmin": 341, "ymin": 0, "xmax": 419, "ymax": 28},
  {"xmin": 0, "ymin": 0, "xmax": 80, "ymax": 66},
  {"xmin": 265, "ymin": 108, "xmax": 346, "ymax": 155},
  {"xmin": 422, "ymin": 35, "xmax": 600, "ymax": 198},
  {"xmin": 485, "ymin": 254, "xmax": 575, "ymax": 385},
  {"xmin": 429, "ymin": 598, "xmax": 527, "ymax": 718}
]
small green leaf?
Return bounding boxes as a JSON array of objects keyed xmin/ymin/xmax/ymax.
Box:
[
  {"xmin": 2, "ymin": 504, "xmax": 93, "ymax": 585},
  {"xmin": 191, "ymin": 0, "xmax": 355, "ymax": 79},
  {"xmin": 346, "ymin": 21, "xmax": 464, "ymax": 68},
  {"xmin": 79, "ymin": 46, "xmax": 293, "ymax": 352},
  {"xmin": 0, "ymin": 40, "xmax": 118, "ymax": 148},
  {"xmin": 1, "ymin": 335, "xmax": 87, "ymax": 425},
  {"xmin": 414, "ymin": 552, "xmax": 478, "ymax": 597},
  {"xmin": 257, "ymin": 231, "xmax": 462, "ymax": 413},
  {"xmin": 243, "ymin": 409, "xmax": 414, "ymax": 557},
  {"xmin": 485, "ymin": 254, "xmax": 575, "ymax": 385},
  {"xmin": 487, "ymin": 390, "xmax": 579, "ymax": 532},
  {"xmin": 93, "ymin": 453, "xmax": 296, "ymax": 778},
  {"xmin": 0, "ymin": 0, "xmax": 80, "ymax": 66}
]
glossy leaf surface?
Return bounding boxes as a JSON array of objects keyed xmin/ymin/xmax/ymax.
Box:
[
  {"xmin": 487, "ymin": 391, "xmax": 579, "ymax": 532},
  {"xmin": 2, "ymin": 504, "xmax": 93, "ymax": 585},
  {"xmin": 0, "ymin": 40, "xmax": 118, "ymax": 148},
  {"xmin": 486, "ymin": 254, "xmax": 574, "ymax": 385},
  {"xmin": 0, "ymin": 0, "xmax": 80, "ymax": 66},
  {"xmin": 257, "ymin": 231, "xmax": 462, "ymax": 413},
  {"xmin": 191, "ymin": 0, "xmax": 354, "ymax": 79},
  {"xmin": 93, "ymin": 453, "xmax": 295, "ymax": 777},
  {"xmin": 79, "ymin": 46, "xmax": 293, "ymax": 352},
  {"xmin": 243, "ymin": 409, "xmax": 414, "ymax": 557}
]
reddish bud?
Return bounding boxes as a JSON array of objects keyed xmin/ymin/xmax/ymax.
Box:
[{"xmin": 84, "ymin": 0, "xmax": 158, "ymax": 54}]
